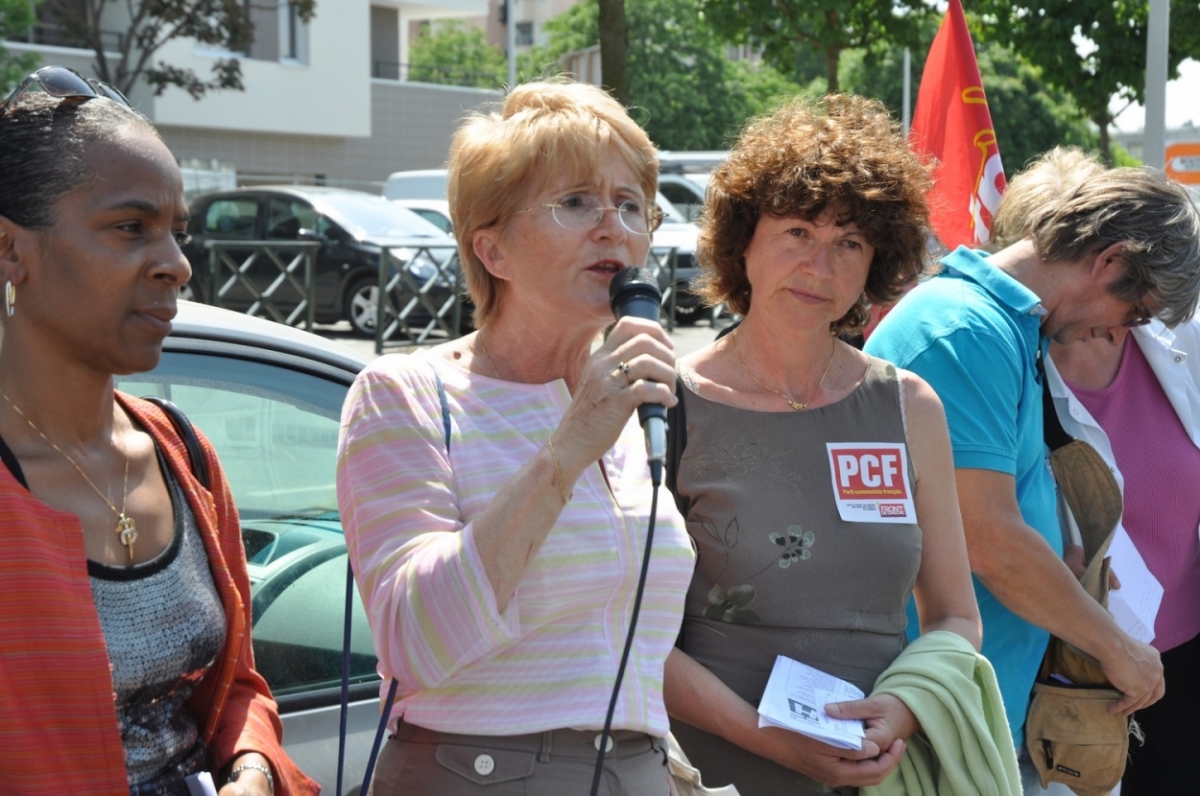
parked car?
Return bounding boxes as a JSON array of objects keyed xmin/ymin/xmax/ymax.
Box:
[
  {"xmin": 651, "ymin": 195, "xmax": 710, "ymax": 325},
  {"xmin": 115, "ymin": 301, "xmax": 376, "ymax": 794},
  {"xmin": 381, "ymin": 169, "xmax": 454, "ymax": 201},
  {"xmin": 656, "ymin": 173, "xmax": 706, "ymax": 222},
  {"xmin": 182, "ymin": 186, "xmax": 461, "ymax": 337},
  {"xmin": 390, "ymin": 198, "xmax": 453, "ymax": 234}
]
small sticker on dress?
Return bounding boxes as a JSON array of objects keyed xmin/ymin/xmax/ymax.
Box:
[{"xmin": 826, "ymin": 442, "xmax": 916, "ymax": 524}]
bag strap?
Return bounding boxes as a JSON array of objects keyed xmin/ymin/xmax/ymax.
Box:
[
  {"xmin": 665, "ymin": 375, "xmax": 689, "ymax": 517},
  {"xmin": 1039, "ymin": 353, "xmax": 1121, "ymax": 564},
  {"xmin": 337, "ymin": 365, "xmax": 452, "ymax": 796},
  {"xmin": 1038, "ymin": 353, "xmax": 1073, "ymax": 453},
  {"xmin": 142, "ymin": 396, "xmax": 211, "ymax": 489}
]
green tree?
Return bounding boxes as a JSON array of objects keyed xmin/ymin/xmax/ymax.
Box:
[
  {"xmin": 842, "ymin": 38, "xmax": 1097, "ymax": 173},
  {"xmin": 409, "ymin": 19, "xmax": 506, "ymax": 88},
  {"xmin": 527, "ymin": 0, "xmax": 806, "ymax": 150},
  {"xmin": 1, "ymin": 0, "xmax": 39, "ymax": 93},
  {"xmin": 973, "ymin": 0, "xmax": 1200, "ymax": 162},
  {"xmin": 36, "ymin": 0, "xmax": 315, "ymax": 98},
  {"xmin": 698, "ymin": 0, "xmax": 934, "ymax": 93}
]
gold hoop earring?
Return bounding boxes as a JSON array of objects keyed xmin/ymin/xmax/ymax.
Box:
[{"xmin": 4, "ymin": 281, "xmax": 14, "ymax": 318}]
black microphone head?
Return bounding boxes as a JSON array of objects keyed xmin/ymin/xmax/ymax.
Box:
[{"xmin": 609, "ymin": 266, "xmax": 662, "ymax": 315}]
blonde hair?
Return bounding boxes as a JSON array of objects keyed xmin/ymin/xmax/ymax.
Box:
[{"xmin": 447, "ymin": 80, "xmax": 659, "ymax": 327}]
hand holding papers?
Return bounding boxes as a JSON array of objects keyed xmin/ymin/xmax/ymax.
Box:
[{"xmin": 757, "ymin": 655, "xmax": 867, "ymax": 751}]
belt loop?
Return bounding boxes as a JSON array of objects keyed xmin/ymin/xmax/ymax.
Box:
[{"xmin": 538, "ymin": 730, "xmax": 553, "ymax": 763}]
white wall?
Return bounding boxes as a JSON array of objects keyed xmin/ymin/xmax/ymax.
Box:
[{"xmin": 150, "ymin": 0, "xmax": 372, "ymax": 137}]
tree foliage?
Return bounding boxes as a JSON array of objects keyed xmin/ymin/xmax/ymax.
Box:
[
  {"xmin": 842, "ymin": 36, "xmax": 1098, "ymax": 174},
  {"xmin": 973, "ymin": 0, "xmax": 1200, "ymax": 161},
  {"xmin": 409, "ymin": 20, "xmax": 506, "ymax": 88},
  {"xmin": 0, "ymin": 0, "xmax": 40, "ymax": 93},
  {"xmin": 40, "ymin": 0, "xmax": 315, "ymax": 98},
  {"xmin": 698, "ymin": 0, "xmax": 933, "ymax": 93},
  {"xmin": 527, "ymin": 0, "xmax": 806, "ymax": 150}
]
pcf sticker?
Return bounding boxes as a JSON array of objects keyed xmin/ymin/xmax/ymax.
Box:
[{"xmin": 826, "ymin": 443, "xmax": 916, "ymax": 524}]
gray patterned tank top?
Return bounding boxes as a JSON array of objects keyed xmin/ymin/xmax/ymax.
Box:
[
  {"xmin": 89, "ymin": 447, "xmax": 226, "ymax": 794},
  {"xmin": 672, "ymin": 356, "xmax": 922, "ymax": 795}
]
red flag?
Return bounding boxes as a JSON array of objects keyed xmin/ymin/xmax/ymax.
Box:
[{"xmin": 910, "ymin": 0, "xmax": 1005, "ymax": 250}]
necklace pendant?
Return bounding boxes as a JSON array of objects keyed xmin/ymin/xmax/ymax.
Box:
[
  {"xmin": 786, "ymin": 399, "xmax": 806, "ymax": 411},
  {"xmin": 116, "ymin": 514, "xmax": 137, "ymax": 560}
]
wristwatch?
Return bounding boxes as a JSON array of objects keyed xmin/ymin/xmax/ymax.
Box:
[{"xmin": 228, "ymin": 761, "xmax": 275, "ymax": 796}]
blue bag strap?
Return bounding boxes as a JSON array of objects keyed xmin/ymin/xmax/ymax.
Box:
[{"xmin": 337, "ymin": 364, "xmax": 451, "ymax": 795}]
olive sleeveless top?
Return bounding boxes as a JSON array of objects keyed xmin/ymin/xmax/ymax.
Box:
[{"xmin": 672, "ymin": 356, "xmax": 922, "ymax": 795}]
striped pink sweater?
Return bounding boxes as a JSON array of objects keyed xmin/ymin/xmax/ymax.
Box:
[{"xmin": 336, "ymin": 352, "xmax": 696, "ymax": 736}]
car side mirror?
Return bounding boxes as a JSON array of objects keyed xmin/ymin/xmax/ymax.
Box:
[{"xmin": 297, "ymin": 228, "xmax": 327, "ymax": 244}]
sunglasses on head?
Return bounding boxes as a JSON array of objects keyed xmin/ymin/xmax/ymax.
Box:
[{"xmin": 1, "ymin": 65, "xmax": 130, "ymax": 116}]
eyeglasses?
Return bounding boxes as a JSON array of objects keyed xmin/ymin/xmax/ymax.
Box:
[
  {"xmin": 515, "ymin": 194, "xmax": 664, "ymax": 236},
  {"xmin": 1122, "ymin": 302, "xmax": 1153, "ymax": 328},
  {"xmin": 1, "ymin": 66, "xmax": 130, "ymax": 116}
]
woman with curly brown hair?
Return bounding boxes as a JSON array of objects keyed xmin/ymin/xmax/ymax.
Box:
[{"xmin": 662, "ymin": 95, "xmax": 985, "ymax": 794}]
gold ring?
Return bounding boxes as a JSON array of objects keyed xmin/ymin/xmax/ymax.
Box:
[{"xmin": 617, "ymin": 361, "xmax": 632, "ymax": 383}]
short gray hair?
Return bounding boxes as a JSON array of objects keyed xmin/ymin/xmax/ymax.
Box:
[
  {"xmin": 1026, "ymin": 166, "xmax": 1200, "ymax": 327},
  {"xmin": 992, "ymin": 147, "xmax": 1105, "ymax": 251}
]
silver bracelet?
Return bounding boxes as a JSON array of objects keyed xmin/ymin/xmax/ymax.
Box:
[{"xmin": 228, "ymin": 761, "xmax": 274, "ymax": 796}]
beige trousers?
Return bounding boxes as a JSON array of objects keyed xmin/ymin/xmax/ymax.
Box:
[{"xmin": 369, "ymin": 723, "xmax": 672, "ymax": 796}]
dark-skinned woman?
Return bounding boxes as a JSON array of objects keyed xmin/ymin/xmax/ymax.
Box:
[{"xmin": 0, "ymin": 67, "xmax": 316, "ymax": 796}]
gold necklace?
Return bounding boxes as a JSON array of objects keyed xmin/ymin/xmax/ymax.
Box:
[
  {"xmin": 476, "ymin": 333, "xmax": 501, "ymax": 379},
  {"xmin": 0, "ymin": 387, "xmax": 137, "ymax": 560},
  {"xmin": 732, "ymin": 329, "xmax": 836, "ymax": 411}
]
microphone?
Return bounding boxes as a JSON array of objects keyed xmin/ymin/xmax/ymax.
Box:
[{"xmin": 609, "ymin": 266, "xmax": 668, "ymax": 486}]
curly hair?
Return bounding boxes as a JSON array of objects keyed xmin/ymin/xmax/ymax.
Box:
[{"xmin": 695, "ymin": 94, "xmax": 932, "ymax": 334}]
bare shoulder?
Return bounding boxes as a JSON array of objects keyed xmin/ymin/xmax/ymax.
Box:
[
  {"xmin": 677, "ymin": 340, "xmax": 727, "ymax": 392},
  {"xmin": 889, "ymin": 364, "xmax": 947, "ymax": 428}
]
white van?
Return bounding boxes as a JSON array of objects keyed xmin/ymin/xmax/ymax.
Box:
[{"xmin": 382, "ymin": 169, "xmax": 450, "ymax": 201}]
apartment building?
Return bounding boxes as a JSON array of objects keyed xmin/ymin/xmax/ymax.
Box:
[{"xmin": 4, "ymin": 0, "xmax": 499, "ymax": 190}]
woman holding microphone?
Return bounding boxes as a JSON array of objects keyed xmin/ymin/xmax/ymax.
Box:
[{"xmin": 337, "ymin": 80, "xmax": 696, "ymax": 794}]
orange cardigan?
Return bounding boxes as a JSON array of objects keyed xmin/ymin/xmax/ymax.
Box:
[{"xmin": 0, "ymin": 394, "xmax": 319, "ymax": 795}]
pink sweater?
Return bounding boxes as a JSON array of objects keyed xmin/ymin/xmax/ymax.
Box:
[
  {"xmin": 336, "ymin": 352, "xmax": 696, "ymax": 735},
  {"xmin": 1066, "ymin": 339, "xmax": 1200, "ymax": 651}
]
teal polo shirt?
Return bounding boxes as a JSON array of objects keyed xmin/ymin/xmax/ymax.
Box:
[{"xmin": 865, "ymin": 246, "xmax": 1061, "ymax": 748}]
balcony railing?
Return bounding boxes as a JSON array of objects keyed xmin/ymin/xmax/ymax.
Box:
[
  {"xmin": 371, "ymin": 60, "xmax": 504, "ymax": 90},
  {"xmin": 22, "ymin": 22, "xmax": 124, "ymax": 52}
]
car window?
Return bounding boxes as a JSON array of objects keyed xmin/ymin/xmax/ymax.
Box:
[
  {"xmin": 117, "ymin": 353, "xmax": 377, "ymax": 695},
  {"xmin": 314, "ymin": 192, "xmax": 448, "ymax": 240},
  {"xmin": 204, "ymin": 198, "xmax": 260, "ymax": 239},
  {"xmin": 410, "ymin": 208, "xmax": 453, "ymax": 234},
  {"xmin": 267, "ymin": 198, "xmax": 338, "ymax": 240}
]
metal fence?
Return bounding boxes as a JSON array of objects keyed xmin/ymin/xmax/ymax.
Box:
[
  {"xmin": 205, "ymin": 241, "xmax": 320, "ymax": 331},
  {"xmin": 646, "ymin": 247, "xmax": 680, "ymax": 333},
  {"xmin": 199, "ymin": 241, "xmax": 677, "ymax": 348},
  {"xmin": 373, "ymin": 245, "xmax": 464, "ymax": 354}
]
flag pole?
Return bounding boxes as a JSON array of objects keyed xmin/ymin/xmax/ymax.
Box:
[
  {"xmin": 1143, "ymin": 0, "xmax": 1170, "ymax": 169},
  {"xmin": 902, "ymin": 47, "xmax": 911, "ymax": 137}
]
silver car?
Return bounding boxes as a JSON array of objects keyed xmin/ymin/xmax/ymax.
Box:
[{"xmin": 116, "ymin": 301, "xmax": 378, "ymax": 794}]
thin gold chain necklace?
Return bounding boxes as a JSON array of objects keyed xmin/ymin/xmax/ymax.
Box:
[
  {"xmin": 732, "ymin": 329, "xmax": 836, "ymax": 411},
  {"xmin": 0, "ymin": 387, "xmax": 137, "ymax": 559},
  {"xmin": 476, "ymin": 333, "xmax": 502, "ymax": 379}
]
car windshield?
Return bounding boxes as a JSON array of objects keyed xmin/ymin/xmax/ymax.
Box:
[
  {"xmin": 312, "ymin": 192, "xmax": 448, "ymax": 240},
  {"xmin": 655, "ymin": 191, "xmax": 689, "ymax": 225}
]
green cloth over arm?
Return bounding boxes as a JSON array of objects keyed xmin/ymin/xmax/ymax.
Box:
[{"xmin": 862, "ymin": 631, "xmax": 1021, "ymax": 796}]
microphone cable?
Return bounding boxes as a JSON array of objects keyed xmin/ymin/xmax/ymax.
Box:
[{"xmin": 589, "ymin": 480, "xmax": 660, "ymax": 796}]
